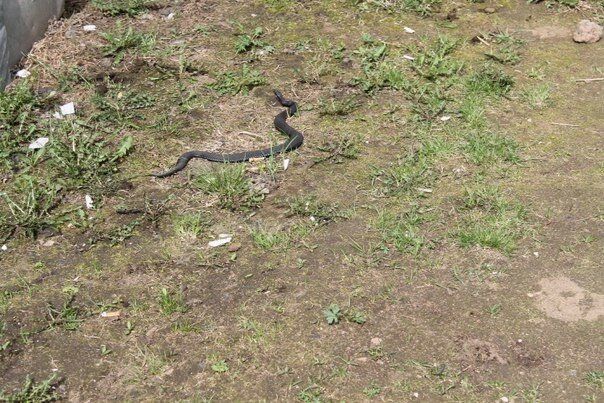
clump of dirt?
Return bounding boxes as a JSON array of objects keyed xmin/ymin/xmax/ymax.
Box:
[{"xmin": 458, "ymin": 338, "xmax": 508, "ymax": 367}]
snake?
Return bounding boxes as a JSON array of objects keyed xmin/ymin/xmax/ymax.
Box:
[{"xmin": 152, "ymin": 90, "xmax": 303, "ymax": 178}]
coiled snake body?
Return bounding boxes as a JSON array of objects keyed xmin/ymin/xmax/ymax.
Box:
[{"xmin": 153, "ymin": 91, "xmax": 303, "ymax": 178}]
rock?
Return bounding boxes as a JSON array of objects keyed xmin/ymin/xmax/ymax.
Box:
[
  {"xmin": 573, "ymin": 20, "xmax": 603, "ymax": 43},
  {"xmin": 484, "ymin": 7, "xmax": 496, "ymax": 14},
  {"xmin": 228, "ymin": 243, "xmax": 241, "ymax": 252}
]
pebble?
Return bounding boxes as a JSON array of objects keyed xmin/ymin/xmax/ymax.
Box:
[
  {"xmin": 16, "ymin": 69, "xmax": 31, "ymax": 78},
  {"xmin": 573, "ymin": 20, "xmax": 603, "ymax": 43},
  {"xmin": 228, "ymin": 243, "xmax": 241, "ymax": 252},
  {"xmin": 370, "ymin": 337, "xmax": 382, "ymax": 346},
  {"xmin": 484, "ymin": 7, "xmax": 496, "ymax": 14}
]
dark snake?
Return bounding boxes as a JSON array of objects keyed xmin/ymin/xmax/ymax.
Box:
[{"xmin": 152, "ymin": 90, "xmax": 303, "ymax": 178}]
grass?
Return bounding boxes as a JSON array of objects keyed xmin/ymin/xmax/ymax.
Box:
[
  {"xmin": 371, "ymin": 153, "xmax": 433, "ymax": 196},
  {"xmin": 0, "ymin": 375, "xmax": 58, "ymax": 402},
  {"xmin": 93, "ymin": 82, "xmax": 155, "ymax": 126},
  {"xmin": 286, "ymin": 194, "xmax": 347, "ymax": 224},
  {"xmin": 158, "ymin": 288, "xmax": 187, "ymax": 315},
  {"xmin": 173, "ymin": 212, "xmax": 212, "ymax": 238},
  {"xmin": 250, "ymin": 225, "xmax": 290, "ymax": 251},
  {"xmin": 0, "ymin": 177, "xmax": 60, "ymax": 238},
  {"xmin": 466, "ymin": 64, "xmax": 515, "ymax": 96},
  {"xmin": 521, "ymin": 83, "xmax": 553, "ymax": 109},
  {"xmin": 207, "ymin": 65, "xmax": 266, "ymax": 95},
  {"xmin": 101, "ymin": 23, "xmax": 155, "ymax": 64},
  {"xmin": 314, "ymin": 132, "xmax": 363, "ymax": 164},
  {"xmin": 92, "ymin": 0, "xmax": 157, "ymax": 16},
  {"xmin": 462, "ymin": 131, "xmax": 520, "ymax": 166},
  {"xmin": 375, "ymin": 207, "xmax": 426, "ymax": 255},
  {"xmin": 457, "ymin": 184, "xmax": 528, "ymax": 253},
  {"xmin": 195, "ymin": 165, "xmax": 264, "ymax": 211}
]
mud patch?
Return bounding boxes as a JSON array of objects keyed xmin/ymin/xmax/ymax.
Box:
[{"xmin": 532, "ymin": 276, "xmax": 604, "ymax": 322}]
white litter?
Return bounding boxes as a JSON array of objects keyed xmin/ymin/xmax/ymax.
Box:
[
  {"xmin": 1, "ymin": 245, "xmax": 7, "ymax": 251},
  {"xmin": 85, "ymin": 194, "xmax": 94, "ymax": 209},
  {"xmin": 60, "ymin": 102, "xmax": 75, "ymax": 116},
  {"xmin": 283, "ymin": 158, "xmax": 290, "ymax": 171},
  {"xmin": 83, "ymin": 24, "xmax": 97, "ymax": 32},
  {"xmin": 166, "ymin": 12, "xmax": 175, "ymax": 20},
  {"xmin": 440, "ymin": 115, "xmax": 451, "ymax": 121},
  {"xmin": 53, "ymin": 112, "xmax": 63, "ymax": 120},
  {"xmin": 28, "ymin": 137, "xmax": 49, "ymax": 149},
  {"xmin": 404, "ymin": 27, "xmax": 415, "ymax": 34},
  {"xmin": 208, "ymin": 234, "xmax": 232, "ymax": 247},
  {"xmin": 403, "ymin": 54, "xmax": 415, "ymax": 61},
  {"xmin": 16, "ymin": 69, "xmax": 31, "ymax": 78}
]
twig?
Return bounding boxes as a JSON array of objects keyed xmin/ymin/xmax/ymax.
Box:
[
  {"xmin": 237, "ymin": 131, "xmax": 264, "ymax": 141},
  {"xmin": 551, "ymin": 122, "xmax": 580, "ymax": 127},
  {"xmin": 575, "ymin": 78, "xmax": 604, "ymax": 83}
]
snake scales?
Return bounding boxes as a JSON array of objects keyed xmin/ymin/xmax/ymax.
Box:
[{"xmin": 152, "ymin": 90, "xmax": 303, "ymax": 178}]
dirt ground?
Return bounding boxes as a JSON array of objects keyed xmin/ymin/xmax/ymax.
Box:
[{"xmin": 0, "ymin": 0, "xmax": 603, "ymax": 401}]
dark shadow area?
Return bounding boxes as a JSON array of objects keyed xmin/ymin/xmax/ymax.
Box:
[{"xmin": 64, "ymin": 0, "xmax": 89, "ymax": 17}]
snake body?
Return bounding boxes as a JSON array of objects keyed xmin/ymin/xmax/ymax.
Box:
[{"xmin": 153, "ymin": 90, "xmax": 303, "ymax": 178}]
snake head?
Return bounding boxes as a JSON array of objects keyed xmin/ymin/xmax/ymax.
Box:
[{"xmin": 273, "ymin": 90, "xmax": 285, "ymax": 104}]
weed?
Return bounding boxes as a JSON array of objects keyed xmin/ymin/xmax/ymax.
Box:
[
  {"xmin": 0, "ymin": 177, "xmax": 60, "ymax": 238},
  {"xmin": 92, "ymin": 0, "xmax": 156, "ymax": 16},
  {"xmin": 318, "ymin": 97, "xmax": 360, "ymax": 116},
  {"xmin": 172, "ymin": 320, "xmax": 202, "ymax": 333},
  {"xmin": 173, "ymin": 212, "xmax": 212, "ymax": 238},
  {"xmin": 487, "ymin": 303, "xmax": 502, "ymax": 316},
  {"xmin": 262, "ymin": 0, "xmax": 294, "ymax": 11},
  {"xmin": 207, "ymin": 65, "xmax": 266, "ymax": 95},
  {"xmin": 158, "ymin": 288, "xmax": 187, "ymax": 315},
  {"xmin": 211, "ymin": 359, "xmax": 229, "ymax": 373},
  {"xmin": 402, "ymin": 0, "xmax": 442, "ymax": 15},
  {"xmin": 0, "ymin": 375, "xmax": 58, "ymax": 402},
  {"xmin": 195, "ymin": 165, "xmax": 264, "ymax": 211},
  {"xmin": 47, "ymin": 298, "xmax": 83, "ymax": 331},
  {"xmin": 323, "ymin": 304, "xmax": 342, "ymax": 324},
  {"xmin": 411, "ymin": 36, "xmax": 462, "ymax": 80},
  {"xmin": 314, "ymin": 132, "xmax": 363, "ymax": 165},
  {"xmin": 371, "ymin": 153, "xmax": 432, "ymax": 196},
  {"xmin": 47, "ymin": 121, "xmax": 134, "ymax": 184},
  {"xmin": 466, "ymin": 64, "xmax": 514, "ymax": 96},
  {"xmin": 0, "ymin": 80, "xmax": 38, "ymax": 127},
  {"xmin": 363, "ymin": 383, "xmax": 382, "ymax": 398},
  {"xmin": 376, "ymin": 208, "xmax": 426, "ymax": 254},
  {"xmin": 585, "ymin": 371, "xmax": 603, "ymax": 390},
  {"xmin": 485, "ymin": 32, "xmax": 525, "ymax": 65},
  {"xmin": 346, "ymin": 308, "xmax": 367, "ymax": 324},
  {"xmin": 101, "ymin": 24, "xmax": 155, "ymax": 64},
  {"xmin": 93, "ymin": 82, "xmax": 155, "ymax": 126},
  {"xmin": 235, "ymin": 27, "xmax": 274, "ymax": 55}
]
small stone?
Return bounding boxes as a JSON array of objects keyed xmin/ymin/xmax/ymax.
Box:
[
  {"xmin": 16, "ymin": 69, "xmax": 31, "ymax": 78},
  {"xmin": 83, "ymin": 24, "xmax": 97, "ymax": 32},
  {"xmin": 573, "ymin": 20, "xmax": 603, "ymax": 44},
  {"xmin": 370, "ymin": 337, "xmax": 382, "ymax": 346},
  {"xmin": 500, "ymin": 397, "xmax": 509, "ymax": 403},
  {"xmin": 228, "ymin": 243, "xmax": 241, "ymax": 252},
  {"xmin": 484, "ymin": 7, "xmax": 496, "ymax": 14},
  {"xmin": 1, "ymin": 245, "xmax": 7, "ymax": 251}
]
